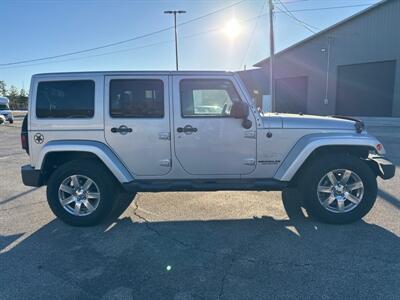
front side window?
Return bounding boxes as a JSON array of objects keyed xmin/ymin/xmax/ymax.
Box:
[
  {"xmin": 36, "ymin": 80, "xmax": 95, "ymax": 118},
  {"xmin": 110, "ymin": 79, "xmax": 164, "ymax": 118},
  {"xmin": 180, "ymin": 79, "xmax": 241, "ymax": 117}
]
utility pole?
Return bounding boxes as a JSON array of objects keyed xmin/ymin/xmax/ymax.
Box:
[
  {"xmin": 268, "ymin": 0, "xmax": 275, "ymax": 112},
  {"xmin": 164, "ymin": 10, "xmax": 186, "ymax": 71}
]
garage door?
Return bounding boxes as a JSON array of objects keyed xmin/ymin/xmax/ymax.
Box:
[
  {"xmin": 336, "ymin": 60, "xmax": 396, "ymax": 116},
  {"xmin": 275, "ymin": 76, "xmax": 308, "ymax": 114}
]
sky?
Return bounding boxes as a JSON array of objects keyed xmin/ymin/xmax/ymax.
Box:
[{"xmin": 0, "ymin": 0, "xmax": 381, "ymax": 90}]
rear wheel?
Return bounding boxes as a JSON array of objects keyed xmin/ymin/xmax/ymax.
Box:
[
  {"xmin": 299, "ymin": 154, "xmax": 377, "ymax": 224},
  {"xmin": 47, "ymin": 159, "xmax": 118, "ymax": 226}
]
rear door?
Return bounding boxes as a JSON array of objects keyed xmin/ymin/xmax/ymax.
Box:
[
  {"xmin": 104, "ymin": 75, "xmax": 171, "ymax": 176},
  {"xmin": 172, "ymin": 75, "xmax": 257, "ymax": 176}
]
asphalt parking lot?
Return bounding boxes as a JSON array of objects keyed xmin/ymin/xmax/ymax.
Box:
[{"xmin": 1, "ymin": 118, "xmax": 399, "ymax": 299}]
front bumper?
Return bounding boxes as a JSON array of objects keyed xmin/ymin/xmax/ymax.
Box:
[
  {"xmin": 368, "ymin": 155, "xmax": 396, "ymax": 180},
  {"xmin": 21, "ymin": 165, "xmax": 43, "ymax": 187}
]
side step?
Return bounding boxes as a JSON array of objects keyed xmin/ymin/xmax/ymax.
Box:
[{"xmin": 122, "ymin": 179, "xmax": 288, "ymax": 192}]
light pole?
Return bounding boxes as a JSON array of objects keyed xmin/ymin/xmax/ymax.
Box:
[
  {"xmin": 164, "ymin": 10, "xmax": 186, "ymax": 71},
  {"xmin": 268, "ymin": 0, "xmax": 275, "ymax": 112}
]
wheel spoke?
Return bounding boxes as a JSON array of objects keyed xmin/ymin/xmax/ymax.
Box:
[
  {"xmin": 323, "ymin": 195, "xmax": 335, "ymax": 207},
  {"xmin": 82, "ymin": 199, "xmax": 94, "ymax": 212},
  {"xmin": 61, "ymin": 195, "xmax": 75, "ymax": 206},
  {"xmin": 327, "ymin": 172, "xmax": 337, "ymax": 185},
  {"xmin": 74, "ymin": 202, "xmax": 82, "ymax": 215},
  {"xmin": 82, "ymin": 178, "xmax": 93, "ymax": 191},
  {"xmin": 71, "ymin": 175, "xmax": 80, "ymax": 188},
  {"xmin": 337, "ymin": 199, "xmax": 345, "ymax": 212},
  {"xmin": 346, "ymin": 181, "xmax": 363, "ymax": 191},
  {"xmin": 60, "ymin": 184, "xmax": 75, "ymax": 195},
  {"xmin": 341, "ymin": 170, "xmax": 352, "ymax": 184},
  {"xmin": 345, "ymin": 192, "xmax": 361, "ymax": 204},
  {"xmin": 318, "ymin": 185, "xmax": 332, "ymax": 193},
  {"xmin": 87, "ymin": 192, "xmax": 100, "ymax": 199}
]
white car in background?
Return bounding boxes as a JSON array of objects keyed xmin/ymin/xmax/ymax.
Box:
[{"xmin": 0, "ymin": 97, "xmax": 14, "ymax": 124}]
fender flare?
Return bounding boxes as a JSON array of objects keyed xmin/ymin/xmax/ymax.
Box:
[
  {"xmin": 274, "ymin": 133, "xmax": 383, "ymax": 182},
  {"xmin": 36, "ymin": 140, "xmax": 134, "ymax": 183}
]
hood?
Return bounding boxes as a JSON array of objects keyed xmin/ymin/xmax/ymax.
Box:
[{"xmin": 261, "ymin": 113, "xmax": 363, "ymax": 131}]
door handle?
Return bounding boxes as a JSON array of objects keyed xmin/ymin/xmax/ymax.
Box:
[
  {"xmin": 177, "ymin": 125, "xmax": 198, "ymax": 134},
  {"xmin": 111, "ymin": 125, "xmax": 133, "ymax": 134}
]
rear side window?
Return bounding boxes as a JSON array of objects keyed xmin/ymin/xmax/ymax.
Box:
[
  {"xmin": 110, "ymin": 79, "xmax": 164, "ymax": 118},
  {"xmin": 36, "ymin": 80, "xmax": 95, "ymax": 118}
]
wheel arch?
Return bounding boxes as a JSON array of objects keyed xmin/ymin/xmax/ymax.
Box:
[
  {"xmin": 274, "ymin": 133, "xmax": 383, "ymax": 183},
  {"xmin": 36, "ymin": 140, "xmax": 134, "ymax": 184}
]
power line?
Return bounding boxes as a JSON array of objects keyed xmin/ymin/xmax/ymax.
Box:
[
  {"xmin": 0, "ymin": 27, "xmax": 220, "ymax": 70},
  {"xmin": 0, "ymin": 0, "xmax": 247, "ymax": 66},
  {"xmin": 239, "ymin": 0, "xmax": 267, "ymax": 69},
  {"xmin": 0, "ymin": 5, "xmax": 271, "ymax": 71},
  {"xmin": 0, "ymin": 2, "xmax": 377, "ymax": 70},
  {"xmin": 276, "ymin": 3, "xmax": 375, "ymax": 13},
  {"xmin": 275, "ymin": 0, "xmax": 319, "ymax": 33}
]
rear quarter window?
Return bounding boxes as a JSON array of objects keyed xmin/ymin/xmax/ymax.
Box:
[{"xmin": 36, "ymin": 80, "xmax": 95, "ymax": 118}]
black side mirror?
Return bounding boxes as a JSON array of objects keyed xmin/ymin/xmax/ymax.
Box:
[
  {"xmin": 230, "ymin": 101, "xmax": 252, "ymax": 129},
  {"xmin": 230, "ymin": 101, "xmax": 249, "ymax": 119}
]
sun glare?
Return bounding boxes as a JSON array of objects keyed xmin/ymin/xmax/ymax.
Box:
[{"xmin": 223, "ymin": 18, "xmax": 242, "ymax": 40}]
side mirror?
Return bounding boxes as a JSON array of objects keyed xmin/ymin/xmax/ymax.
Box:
[
  {"xmin": 230, "ymin": 101, "xmax": 249, "ymax": 119},
  {"xmin": 230, "ymin": 101, "xmax": 252, "ymax": 129}
]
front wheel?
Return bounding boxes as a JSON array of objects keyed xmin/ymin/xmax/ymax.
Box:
[
  {"xmin": 47, "ymin": 159, "xmax": 118, "ymax": 226},
  {"xmin": 300, "ymin": 154, "xmax": 377, "ymax": 224}
]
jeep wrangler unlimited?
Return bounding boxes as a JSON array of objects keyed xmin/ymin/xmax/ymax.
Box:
[{"xmin": 21, "ymin": 71, "xmax": 395, "ymax": 226}]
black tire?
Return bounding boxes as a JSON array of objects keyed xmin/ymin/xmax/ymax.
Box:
[
  {"xmin": 106, "ymin": 191, "xmax": 137, "ymax": 223},
  {"xmin": 46, "ymin": 159, "xmax": 119, "ymax": 226},
  {"xmin": 9, "ymin": 119, "xmax": 14, "ymax": 124},
  {"xmin": 299, "ymin": 153, "xmax": 377, "ymax": 224}
]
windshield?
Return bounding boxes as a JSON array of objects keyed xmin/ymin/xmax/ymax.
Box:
[{"xmin": 0, "ymin": 103, "xmax": 10, "ymax": 110}]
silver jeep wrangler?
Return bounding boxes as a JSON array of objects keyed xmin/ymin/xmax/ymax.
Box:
[{"xmin": 21, "ymin": 71, "xmax": 395, "ymax": 226}]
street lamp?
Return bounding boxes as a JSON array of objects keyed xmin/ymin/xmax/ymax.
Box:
[{"xmin": 164, "ymin": 10, "xmax": 186, "ymax": 71}]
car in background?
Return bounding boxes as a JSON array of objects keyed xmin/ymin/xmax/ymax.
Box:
[
  {"xmin": 0, "ymin": 114, "xmax": 5, "ymax": 125},
  {"xmin": 0, "ymin": 97, "xmax": 14, "ymax": 124}
]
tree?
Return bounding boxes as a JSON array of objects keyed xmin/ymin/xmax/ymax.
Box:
[
  {"xmin": 20, "ymin": 88, "xmax": 28, "ymax": 97},
  {"xmin": 0, "ymin": 81, "xmax": 6, "ymax": 96},
  {"xmin": 8, "ymin": 85, "xmax": 20, "ymax": 109},
  {"xmin": 8, "ymin": 85, "xmax": 19, "ymax": 98}
]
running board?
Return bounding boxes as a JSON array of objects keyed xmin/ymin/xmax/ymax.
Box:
[{"xmin": 122, "ymin": 179, "xmax": 288, "ymax": 192}]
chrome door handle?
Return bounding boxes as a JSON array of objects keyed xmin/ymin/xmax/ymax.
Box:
[{"xmin": 111, "ymin": 125, "xmax": 133, "ymax": 135}]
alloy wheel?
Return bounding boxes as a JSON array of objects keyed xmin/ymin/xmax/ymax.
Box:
[
  {"xmin": 317, "ymin": 169, "xmax": 364, "ymax": 213},
  {"xmin": 58, "ymin": 175, "xmax": 101, "ymax": 216}
]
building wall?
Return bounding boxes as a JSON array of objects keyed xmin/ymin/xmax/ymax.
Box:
[{"xmin": 255, "ymin": 0, "xmax": 400, "ymax": 116}]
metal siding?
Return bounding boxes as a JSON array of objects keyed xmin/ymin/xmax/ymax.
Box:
[{"xmin": 255, "ymin": 0, "xmax": 400, "ymax": 116}]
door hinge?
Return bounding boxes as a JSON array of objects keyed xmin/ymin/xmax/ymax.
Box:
[
  {"xmin": 244, "ymin": 158, "xmax": 256, "ymax": 166},
  {"xmin": 244, "ymin": 131, "xmax": 256, "ymax": 139},
  {"xmin": 158, "ymin": 132, "xmax": 171, "ymax": 140},
  {"xmin": 159, "ymin": 159, "xmax": 171, "ymax": 167}
]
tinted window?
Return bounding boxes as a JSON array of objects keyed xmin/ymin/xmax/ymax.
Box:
[
  {"xmin": 180, "ymin": 79, "xmax": 241, "ymax": 117},
  {"xmin": 0, "ymin": 103, "xmax": 9, "ymax": 110},
  {"xmin": 110, "ymin": 79, "xmax": 164, "ymax": 118},
  {"xmin": 36, "ymin": 80, "xmax": 95, "ymax": 118}
]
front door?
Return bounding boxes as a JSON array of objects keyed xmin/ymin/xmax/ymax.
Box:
[
  {"xmin": 104, "ymin": 76, "xmax": 171, "ymax": 176},
  {"xmin": 173, "ymin": 76, "xmax": 257, "ymax": 176}
]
